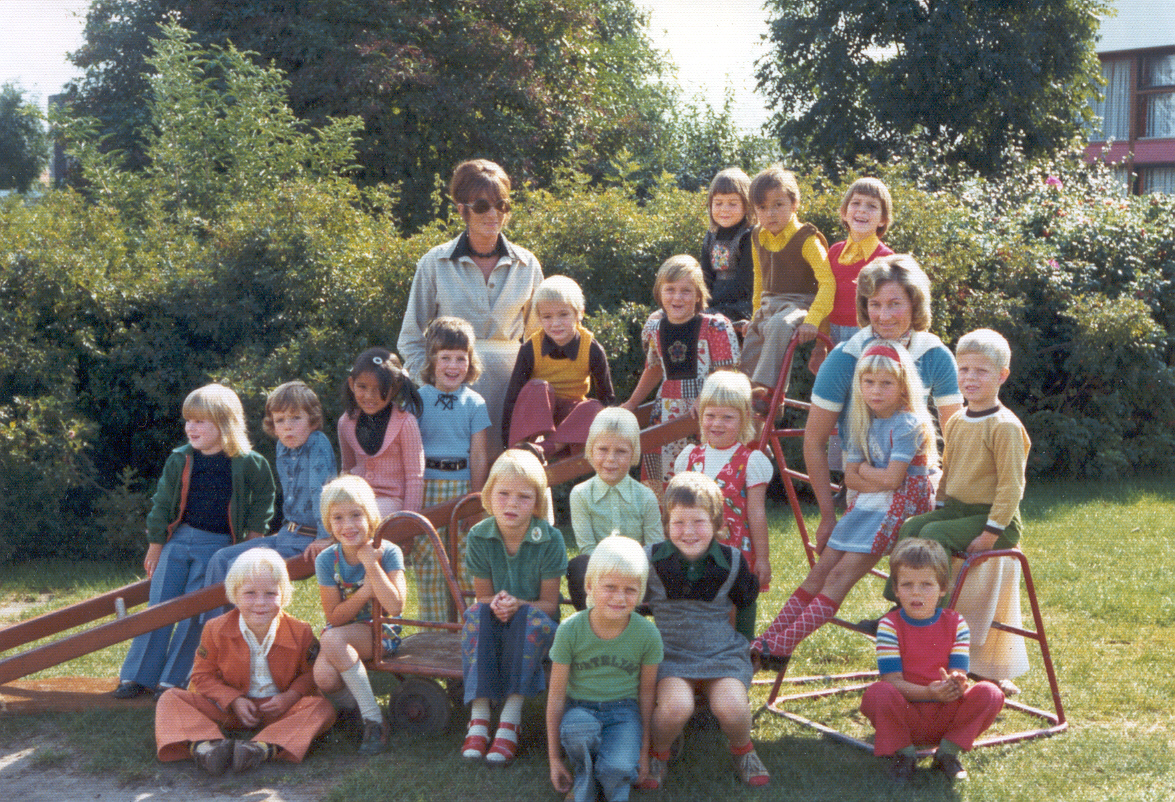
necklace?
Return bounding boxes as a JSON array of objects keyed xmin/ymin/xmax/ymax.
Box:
[{"xmin": 470, "ymin": 243, "xmax": 498, "ymax": 259}]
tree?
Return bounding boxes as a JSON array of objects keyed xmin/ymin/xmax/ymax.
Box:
[
  {"xmin": 0, "ymin": 83, "xmax": 49, "ymax": 192},
  {"xmin": 66, "ymin": 0, "xmax": 673, "ymax": 227},
  {"xmin": 757, "ymin": 0, "xmax": 1110, "ymax": 175}
]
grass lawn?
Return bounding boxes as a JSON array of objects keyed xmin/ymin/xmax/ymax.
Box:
[{"xmin": 2, "ymin": 478, "xmax": 1174, "ymax": 801}]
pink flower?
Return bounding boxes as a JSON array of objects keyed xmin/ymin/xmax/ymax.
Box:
[{"xmin": 1046, "ymin": 176, "xmax": 1063, "ymax": 189}]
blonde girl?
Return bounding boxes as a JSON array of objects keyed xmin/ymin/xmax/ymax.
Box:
[
  {"xmin": 674, "ymin": 371, "xmax": 773, "ymax": 592},
  {"xmin": 115, "ymin": 384, "xmax": 275, "ymax": 700},
  {"xmin": 337, "ymin": 347, "xmax": 426, "ymax": 517},
  {"xmin": 313, "ymin": 476, "xmax": 407, "ymax": 756},
  {"xmin": 621, "ymin": 255, "xmax": 740, "ymax": 496},
  {"xmin": 752, "ymin": 341, "xmax": 937, "ymax": 672},
  {"xmin": 414, "ymin": 317, "xmax": 491, "ymax": 622},
  {"xmin": 460, "ymin": 450, "xmax": 567, "ymax": 766}
]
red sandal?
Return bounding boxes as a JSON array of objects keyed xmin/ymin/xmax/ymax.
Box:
[
  {"xmin": 485, "ymin": 721, "xmax": 520, "ymax": 766},
  {"xmin": 461, "ymin": 718, "xmax": 491, "ymax": 761}
]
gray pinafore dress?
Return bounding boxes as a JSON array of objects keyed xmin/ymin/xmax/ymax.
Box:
[{"xmin": 644, "ymin": 545, "xmax": 754, "ymax": 688}]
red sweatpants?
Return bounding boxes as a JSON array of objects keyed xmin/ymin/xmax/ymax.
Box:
[{"xmin": 860, "ymin": 680, "xmax": 1003, "ymax": 756}]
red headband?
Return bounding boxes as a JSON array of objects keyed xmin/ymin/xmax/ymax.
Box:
[{"xmin": 862, "ymin": 343, "xmax": 902, "ymax": 362}]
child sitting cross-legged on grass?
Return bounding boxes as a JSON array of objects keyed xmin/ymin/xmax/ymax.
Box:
[
  {"xmin": 861, "ymin": 538, "xmax": 1004, "ymax": 784},
  {"xmin": 155, "ymin": 550, "xmax": 336, "ymax": 776},
  {"xmin": 547, "ymin": 535, "xmax": 663, "ymax": 802}
]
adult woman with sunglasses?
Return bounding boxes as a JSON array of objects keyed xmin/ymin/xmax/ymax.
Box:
[{"xmin": 398, "ymin": 159, "xmax": 543, "ymax": 456}]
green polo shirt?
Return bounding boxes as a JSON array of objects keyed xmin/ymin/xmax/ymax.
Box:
[{"xmin": 466, "ymin": 516, "xmax": 568, "ymax": 615}]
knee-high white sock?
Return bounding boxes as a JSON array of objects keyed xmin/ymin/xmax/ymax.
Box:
[{"xmin": 340, "ymin": 661, "xmax": 382, "ymax": 723}]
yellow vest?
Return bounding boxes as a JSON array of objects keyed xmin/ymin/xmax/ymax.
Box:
[{"xmin": 531, "ymin": 326, "xmax": 594, "ymax": 401}]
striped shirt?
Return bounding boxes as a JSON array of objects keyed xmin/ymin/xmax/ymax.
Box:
[{"xmin": 875, "ymin": 608, "xmax": 969, "ymax": 687}]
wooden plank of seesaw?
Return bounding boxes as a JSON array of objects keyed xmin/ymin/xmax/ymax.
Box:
[
  {"xmin": 0, "ymin": 554, "xmax": 318, "ymax": 683},
  {"xmin": 0, "ymin": 582, "xmax": 150, "ymax": 654}
]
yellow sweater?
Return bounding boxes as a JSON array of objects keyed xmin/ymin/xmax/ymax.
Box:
[{"xmin": 940, "ymin": 405, "xmax": 1031, "ymax": 533}]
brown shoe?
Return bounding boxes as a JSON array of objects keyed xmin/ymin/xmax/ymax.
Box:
[
  {"xmin": 887, "ymin": 752, "xmax": 917, "ymax": 784},
  {"xmin": 932, "ymin": 751, "xmax": 968, "ymax": 781},
  {"xmin": 232, "ymin": 740, "xmax": 270, "ymax": 773},
  {"xmin": 192, "ymin": 739, "xmax": 234, "ymax": 776},
  {"xmin": 359, "ymin": 717, "xmax": 390, "ymax": 756}
]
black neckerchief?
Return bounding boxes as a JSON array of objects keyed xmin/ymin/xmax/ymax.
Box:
[{"xmin": 355, "ymin": 404, "xmax": 392, "ymax": 455}]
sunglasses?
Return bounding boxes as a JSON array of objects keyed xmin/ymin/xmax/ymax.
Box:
[{"xmin": 462, "ymin": 198, "xmax": 511, "ymax": 215}]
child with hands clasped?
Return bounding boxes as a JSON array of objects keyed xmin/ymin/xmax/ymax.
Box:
[
  {"xmin": 338, "ymin": 347, "xmax": 425, "ymax": 518},
  {"xmin": 416, "ymin": 317, "xmax": 492, "ymax": 622},
  {"xmin": 700, "ymin": 168, "xmax": 755, "ymax": 334},
  {"xmin": 155, "ymin": 550, "xmax": 335, "ymax": 775},
  {"xmin": 739, "ymin": 165, "xmax": 833, "ymax": 413},
  {"xmin": 313, "ymin": 476, "xmax": 408, "ymax": 756},
  {"xmin": 115, "ymin": 384, "xmax": 275, "ymax": 700},
  {"xmin": 502, "ymin": 275, "xmax": 615, "ymax": 457},
  {"xmin": 547, "ymin": 536, "xmax": 663, "ymax": 802},
  {"xmin": 642, "ymin": 472, "xmax": 768, "ymax": 790},
  {"xmin": 752, "ymin": 342, "xmax": 937, "ymax": 672},
  {"xmin": 885, "ymin": 328, "xmax": 1031, "ymax": 694},
  {"xmin": 862, "ymin": 539, "xmax": 1004, "ymax": 784},
  {"xmin": 622, "ymin": 255, "xmax": 739, "ymax": 496},
  {"xmin": 461, "ymin": 449, "xmax": 568, "ymax": 766},
  {"xmin": 674, "ymin": 371, "xmax": 772, "ymax": 598},
  {"xmin": 203, "ymin": 381, "xmax": 337, "ymax": 620},
  {"xmin": 566, "ymin": 408, "xmax": 663, "ymax": 610}
]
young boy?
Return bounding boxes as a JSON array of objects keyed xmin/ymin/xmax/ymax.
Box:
[
  {"xmin": 861, "ymin": 538, "xmax": 1004, "ymax": 783},
  {"xmin": 547, "ymin": 535, "xmax": 663, "ymax": 802},
  {"xmin": 501, "ymin": 275, "xmax": 615, "ymax": 457},
  {"xmin": 642, "ymin": 472, "xmax": 767, "ymax": 790},
  {"xmin": 202, "ymin": 381, "xmax": 337, "ymax": 620},
  {"xmin": 566, "ymin": 408, "xmax": 664, "ymax": 610},
  {"xmin": 739, "ymin": 165, "xmax": 834, "ymax": 412},
  {"xmin": 156, "ymin": 550, "xmax": 336, "ymax": 775}
]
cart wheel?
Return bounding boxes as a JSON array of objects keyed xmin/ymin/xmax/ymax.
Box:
[{"xmin": 391, "ymin": 677, "xmax": 451, "ymax": 734}]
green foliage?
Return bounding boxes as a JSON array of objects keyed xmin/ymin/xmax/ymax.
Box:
[
  {"xmin": 583, "ymin": 301, "xmax": 654, "ymax": 403},
  {"xmin": 65, "ymin": 0, "xmax": 688, "ymax": 229},
  {"xmin": 91, "ymin": 468, "xmax": 152, "ymax": 559},
  {"xmin": 0, "ymin": 83, "xmax": 49, "ymax": 193},
  {"xmin": 929, "ymin": 154, "xmax": 1175, "ymax": 478},
  {"xmin": 513, "ymin": 172, "xmax": 704, "ymax": 313},
  {"xmin": 758, "ymin": 0, "xmax": 1109, "ymax": 176}
]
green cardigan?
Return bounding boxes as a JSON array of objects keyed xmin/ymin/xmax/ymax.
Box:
[{"xmin": 145, "ymin": 443, "xmax": 275, "ymax": 545}]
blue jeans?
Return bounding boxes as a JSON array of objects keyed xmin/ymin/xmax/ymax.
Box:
[
  {"xmin": 120, "ymin": 524, "xmax": 230, "ymax": 689},
  {"xmin": 201, "ymin": 529, "xmax": 322, "ymax": 622},
  {"xmin": 460, "ymin": 602, "xmax": 556, "ymax": 703},
  {"xmin": 560, "ymin": 698, "xmax": 642, "ymax": 802}
]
